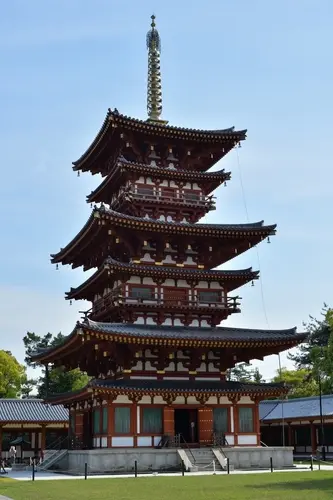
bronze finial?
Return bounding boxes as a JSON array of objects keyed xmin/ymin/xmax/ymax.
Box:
[{"xmin": 146, "ymin": 15, "xmax": 167, "ymax": 124}]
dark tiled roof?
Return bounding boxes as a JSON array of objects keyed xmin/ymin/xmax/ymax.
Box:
[
  {"xmin": 87, "ymin": 160, "xmax": 231, "ymax": 203},
  {"xmin": 0, "ymin": 399, "xmax": 68, "ymax": 422},
  {"xmin": 260, "ymin": 395, "xmax": 333, "ymax": 421},
  {"xmin": 99, "ymin": 206, "xmax": 273, "ymax": 232},
  {"xmin": 82, "ymin": 319, "xmax": 304, "ymax": 342},
  {"xmin": 91, "ymin": 378, "xmax": 285, "ymax": 394},
  {"xmin": 73, "ymin": 108, "xmax": 246, "ymax": 169},
  {"xmin": 30, "ymin": 320, "xmax": 306, "ymax": 362},
  {"xmin": 66, "ymin": 257, "xmax": 258, "ymax": 300}
]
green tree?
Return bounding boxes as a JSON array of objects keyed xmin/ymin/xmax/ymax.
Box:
[
  {"xmin": 228, "ymin": 363, "xmax": 265, "ymax": 383},
  {"xmin": 23, "ymin": 332, "xmax": 90, "ymax": 399},
  {"xmin": 0, "ymin": 350, "xmax": 26, "ymax": 398},
  {"xmin": 288, "ymin": 305, "xmax": 332, "ymax": 368},
  {"xmin": 272, "ymin": 367, "xmax": 319, "ymax": 398}
]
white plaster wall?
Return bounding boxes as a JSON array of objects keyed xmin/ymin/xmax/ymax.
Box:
[
  {"xmin": 173, "ymin": 396, "xmax": 186, "ymax": 404},
  {"xmin": 238, "ymin": 396, "xmax": 255, "ymax": 405},
  {"xmin": 163, "ymin": 255, "xmax": 176, "ymax": 264},
  {"xmin": 114, "ymin": 395, "xmax": 132, "ymax": 404},
  {"xmin": 138, "ymin": 437, "xmax": 152, "ymax": 447},
  {"xmin": 225, "ymin": 434, "xmax": 235, "ymax": 445},
  {"xmin": 153, "ymin": 396, "xmax": 166, "ymax": 404},
  {"xmin": 143, "ymin": 277, "xmax": 154, "ymax": 285},
  {"xmin": 111, "ymin": 437, "xmax": 134, "ymax": 447},
  {"xmin": 164, "ymin": 279, "xmax": 175, "ymax": 286},
  {"xmin": 237, "ymin": 435, "xmax": 257, "ymax": 445},
  {"xmin": 189, "ymin": 319, "xmax": 199, "ymax": 327},
  {"xmin": 187, "ymin": 396, "xmax": 198, "ymax": 404},
  {"xmin": 146, "ymin": 317, "xmax": 156, "ymax": 325},
  {"xmin": 127, "ymin": 276, "xmax": 141, "ymax": 284},
  {"xmin": 138, "ymin": 396, "xmax": 151, "ymax": 404},
  {"xmin": 134, "ymin": 317, "xmax": 145, "ymax": 324},
  {"xmin": 208, "ymin": 362, "xmax": 219, "ymax": 373}
]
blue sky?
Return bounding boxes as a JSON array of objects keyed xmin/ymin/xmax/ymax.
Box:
[{"xmin": 0, "ymin": 0, "xmax": 332, "ymax": 381}]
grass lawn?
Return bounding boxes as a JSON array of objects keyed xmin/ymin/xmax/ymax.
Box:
[{"xmin": 0, "ymin": 471, "xmax": 332, "ymax": 500}]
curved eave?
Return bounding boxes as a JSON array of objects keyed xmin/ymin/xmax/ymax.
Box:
[
  {"xmin": 81, "ymin": 323, "xmax": 307, "ymax": 349},
  {"xmin": 73, "ymin": 108, "xmax": 247, "ymax": 172},
  {"xmin": 45, "ymin": 380, "xmax": 288, "ymax": 405},
  {"xmin": 87, "ymin": 161, "xmax": 231, "ymax": 203},
  {"xmin": 30, "ymin": 325, "xmax": 82, "ymax": 364},
  {"xmin": 99, "ymin": 207, "xmax": 277, "ymax": 237},
  {"xmin": 51, "ymin": 208, "xmax": 276, "ymax": 267},
  {"xmin": 66, "ymin": 260, "xmax": 259, "ymax": 301}
]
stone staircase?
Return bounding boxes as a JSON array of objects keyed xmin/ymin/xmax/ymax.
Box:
[
  {"xmin": 179, "ymin": 448, "xmax": 226, "ymax": 472},
  {"xmin": 36, "ymin": 449, "xmax": 68, "ymax": 471}
]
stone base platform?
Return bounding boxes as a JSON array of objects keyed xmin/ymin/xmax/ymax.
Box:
[
  {"xmin": 62, "ymin": 447, "xmax": 294, "ymax": 475},
  {"xmin": 221, "ymin": 446, "xmax": 294, "ymax": 469}
]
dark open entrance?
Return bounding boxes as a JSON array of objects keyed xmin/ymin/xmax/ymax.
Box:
[{"xmin": 174, "ymin": 409, "xmax": 198, "ymax": 444}]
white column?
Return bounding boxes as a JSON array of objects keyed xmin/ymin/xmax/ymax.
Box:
[
  {"xmin": 137, "ymin": 406, "xmax": 140, "ymax": 434},
  {"xmin": 230, "ymin": 406, "xmax": 234, "ymax": 432}
]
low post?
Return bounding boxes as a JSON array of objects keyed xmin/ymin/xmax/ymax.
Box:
[
  {"xmin": 270, "ymin": 457, "xmax": 273, "ymax": 473},
  {"xmin": 310, "ymin": 456, "xmax": 313, "ymax": 471},
  {"xmin": 32, "ymin": 460, "xmax": 35, "ymax": 481},
  {"xmin": 181, "ymin": 459, "xmax": 185, "ymax": 476},
  {"xmin": 227, "ymin": 458, "xmax": 230, "ymax": 474},
  {"xmin": 84, "ymin": 462, "xmax": 88, "ymax": 480},
  {"xmin": 134, "ymin": 460, "xmax": 137, "ymax": 478}
]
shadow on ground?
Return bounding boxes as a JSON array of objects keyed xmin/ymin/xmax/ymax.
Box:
[{"xmin": 255, "ymin": 477, "xmax": 333, "ymax": 491}]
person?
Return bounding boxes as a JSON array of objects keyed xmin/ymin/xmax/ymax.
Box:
[{"xmin": 0, "ymin": 459, "xmax": 7, "ymax": 474}]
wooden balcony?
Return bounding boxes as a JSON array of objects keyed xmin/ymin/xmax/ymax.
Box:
[
  {"xmin": 92, "ymin": 289, "xmax": 240, "ymax": 317},
  {"xmin": 110, "ymin": 188, "xmax": 216, "ymax": 210}
]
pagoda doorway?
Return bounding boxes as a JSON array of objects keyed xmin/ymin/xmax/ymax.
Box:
[{"xmin": 174, "ymin": 409, "xmax": 198, "ymax": 445}]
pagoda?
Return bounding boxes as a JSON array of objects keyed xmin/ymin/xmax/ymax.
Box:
[{"xmin": 32, "ymin": 16, "xmax": 305, "ymax": 452}]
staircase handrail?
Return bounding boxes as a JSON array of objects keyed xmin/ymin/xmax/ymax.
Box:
[{"xmin": 178, "ymin": 433, "xmax": 196, "ymax": 464}]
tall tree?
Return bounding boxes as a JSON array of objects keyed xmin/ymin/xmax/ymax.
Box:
[
  {"xmin": 23, "ymin": 332, "xmax": 90, "ymax": 398},
  {"xmin": 0, "ymin": 350, "xmax": 26, "ymax": 398},
  {"xmin": 272, "ymin": 367, "xmax": 319, "ymax": 398},
  {"xmin": 288, "ymin": 305, "xmax": 332, "ymax": 368}
]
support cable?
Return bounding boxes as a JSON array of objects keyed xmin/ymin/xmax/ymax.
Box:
[{"xmin": 235, "ymin": 146, "xmax": 285, "ymax": 447}]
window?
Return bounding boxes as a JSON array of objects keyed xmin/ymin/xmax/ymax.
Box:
[
  {"xmin": 93, "ymin": 409, "xmax": 100, "ymax": 434},
  {"xmin": 102, "ymin": 407, "xmax": 108, "ymax": 434},
  {"xmin": 198, "ymin": 291, "xmax": 219, "ymax": 303},
  {"xmin": 137, "ymin": 186, "xmax": 154, "ymax": 196},
  {"xmin": 131, "ymin": 287, "xmax": 154, "ymax": 300},
  {"xmin": 213, "ymin": 408, "xmax": 228, "ymax": 433},
  {"xmin": 142, "ymin": 408, "xmax": 163, "ymax": 434},
  {"xmin": 114, "ymin": 407, "xmax": 131, "ymax": 434},
  {"xmin": 184, "ymin": 191, "xmax": 201, "ymax": 201},
  {"xmin": 238, "ymin": 407, "xmax": 254, "ymax": 433}
]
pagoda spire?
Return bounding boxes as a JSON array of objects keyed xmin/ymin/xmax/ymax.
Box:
[{"xmin": 146, "ymin": 15, "xmax": 166, "ymax": 123}]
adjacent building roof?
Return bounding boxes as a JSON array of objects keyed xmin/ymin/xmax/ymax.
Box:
[
  {"xmin": 73, "ymin": 108, "xmax": 247, "ymax": 172},
  {"xmin": 260, "ymin": 395, "xmax": 333, "ymax": 422},
  {"xmin": 0, "ymin": 398, "xmax": 68, "ymax": 423}
]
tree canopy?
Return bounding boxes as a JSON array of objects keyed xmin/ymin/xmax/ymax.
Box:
[
  {"xmin": 0, "ymin": 350, "xmax": 26, "ymax": 398},
  {"xmin": 23, "ymin": 331, "xmax": 90, "ymax": 399}
]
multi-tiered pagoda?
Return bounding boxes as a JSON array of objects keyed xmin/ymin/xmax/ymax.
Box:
[{"xmin": 32, "ymin": 16, "xmax": 305, "ymax": 451}]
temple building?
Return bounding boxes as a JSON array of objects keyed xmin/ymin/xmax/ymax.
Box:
[{"xmin": 31, "ymin": 16, "xmax": 305, "ymax": 458}]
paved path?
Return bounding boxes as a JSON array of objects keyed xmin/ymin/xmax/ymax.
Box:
[
  {"xmin": 0, "ymin": 496, "xmax": 13, "ymax": 499},
  {"xmin": 3, "ymin": 464, "xmax": 333, "ymax": 481}
]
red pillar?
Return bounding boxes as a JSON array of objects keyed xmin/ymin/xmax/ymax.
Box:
[{"xmin": 233, "ymin": 404, "xmax": 239, "ymax": 445}]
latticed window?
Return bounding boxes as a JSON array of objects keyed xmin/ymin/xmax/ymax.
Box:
[
  {"xmin": 184, "ymin": 191, "xmax": 201, "ymax": 201},
  {"xmin": 131, "ymin": 287, "xmax": 154, "ymax": 300},
  {"xmin": 114, "ymin": 407, "xmax": 131, "ymax": 434},
  {"xmin": 142, "ymin": 408, "xmax": 163, "ymax": 433},
  {"xmin": 198, "ymin": 291, "xmax": 219, "ymax": 303},
  {"xmin": 238, "ymin": 407, "xmax": 254, "ymax": 433},
  {"xmin": 93, "ymin": 409, "xmax": 100, "ymax": 434},
  {"xmin": 213, "ymin": 408, "xmax": 228, "ymax": 433}
]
